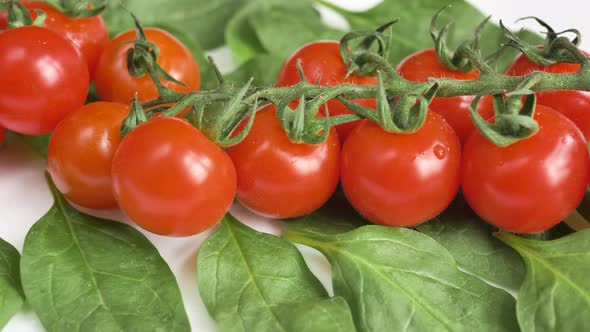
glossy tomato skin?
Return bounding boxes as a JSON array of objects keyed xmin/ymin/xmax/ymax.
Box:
[
  {"xmin": 462, "ymin": 105, "xmax": 590, "ymax": 233},
  {"xmin": 506, "ymin": 51, "xmax": 590, "ymax": 141},
  {"xmin": 0, "ymin": 1, "xmax": 109, "ymax": 75},
  {"xmin": 47, "ymin": 102, "xmax": 129, "ymax": 209},
  {"xmin": 112, "ymin": 117, "xmax": 236, "ymax": 236},
  {"xmin": 276, "ymin": 40, "xmax": 377, "ymax": 142},
  {"xmin": 94, "ymin": 28, "xmax": 200, "ymax": 103},
  {"xmin": 397, "ymin": 49, "xmax": 491, "ymax": 143},
  {"xmin": 341, "ymin": 113, "xmax": 462, "ymax": 227},
  {"xmin": 226, "ymin": 104, "xmax": 340, "ymax": 219},
  {"xmin": 0, "ymin": 26, "xmax": 89, "ymax": 135}
]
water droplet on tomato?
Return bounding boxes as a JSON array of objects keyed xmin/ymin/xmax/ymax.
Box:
[{"xmin": 433, "ymin": 145, "xmax": 446, "ymax": 159}]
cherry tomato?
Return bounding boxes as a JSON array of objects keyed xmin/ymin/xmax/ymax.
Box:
[
  {"xmin": 397, "ymin": 48, "xmax": 492, "ymax": 143},
  {"xmin": 112, "ymin": 117, "xmax": 236, "ymax": 236},
  {"xmin": 0, "ymin": 26, "xmax": 89, "ymax": 135},
  {"xmin": 462, "ymin": 105, "xmax": 590, "ymax": 233},
  {"xmin": 47, "ymin": 102, "xmax": 129, "ymax": 209},
  {"xmin": 94, "ymin": 28, "xmax": 200, "ymax": 103},
  {"xmin": 0, "ymin": 1, "xmax": 108, "ymax": 75},
  {"xmin": 276, "ymin": 40, "xmax": 377, "ymax": 142},
  {"xmin": 341, "ymin": 112, "xmax": 461, "ymax": 227},
  {"xmin": 506, "ymin": 50, "xmax": 590, "ymax": 141},
  {"xmin": 226, "ymin": 104, "xmax": 340, "ymax": 218}
]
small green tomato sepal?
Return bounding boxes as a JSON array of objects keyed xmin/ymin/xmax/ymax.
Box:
[
  {"xmin": 340, "ymin": 71, "xmax": 439, "ymax": 134},
  {"xmin": 3, "ymin": 0, "xmax": 46, "ymax": 29}
]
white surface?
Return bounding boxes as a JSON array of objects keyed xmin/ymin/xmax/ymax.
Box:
[{"xmin": 1, "ymin": 1, "xmax": 589, "ymax": 331}]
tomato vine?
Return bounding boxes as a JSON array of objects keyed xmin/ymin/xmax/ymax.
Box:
[{"xmin": 121, "ymin": 14, "xmax": 590, "ymax": 148}]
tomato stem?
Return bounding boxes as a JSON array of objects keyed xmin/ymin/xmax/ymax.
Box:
[{"xmin": 126, "ymin": 16, "xmax": 590, "ymax": 147}]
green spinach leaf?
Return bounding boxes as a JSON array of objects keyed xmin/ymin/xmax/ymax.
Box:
[
  {"xmin": 20, "ymin": 176, "xmax": 190, "ymax": 332},
  {"xmin": 225, "ymin": 54, "xmax": 285, "ymax": 86},
  {"xmin": 197, "ymin": 214, "xmax": 355, "ymax": 332},
  {"xmin": 251, "ymin": 5, "xmax": 344, "ymax": 61},
  {"xmin": 284, "ymin": 226, "xmax": 519, "ymax": 332},
  {"xmin": 102, "ymin": 0, "xmax": 247, "ymax": 50},
  {"xmin": 569, "ymin": 188, "xmax": 590, "ymax": 230},
  {"xmin": 416, "ymin": 197, "xmax": 525, "ymax": 291},
  {"xmin": 225, "ymin": 0, "xmax": 280, "ymax": 65},
  {"xmin": 226, "ymin": 0, "xmax": 327, "ymax": 65},
  {"xmin": 19, "ymin": 133, "xmax": 51, "ymax": 158},
  {"xmin": 0, "ymin": 238, "xmax": 25, "ymax": 329},
  {"xmin": 495, "ymin": 230, "xmax": 590, "ymax": 332},
  {"xmin": 320, "ymin": 0, "xmax": 542, "ymax": 70},
  {"xmin": 283, "ymin": 192, "xmax": 368, "ymax": 236},
  {"xmin": 272, "ymin": 297, "xmax": 357, "ymax": 332}
]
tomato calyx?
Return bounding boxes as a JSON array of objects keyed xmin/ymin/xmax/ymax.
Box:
[
  {"xmin": 470, "ymin": 88, "xmax": 539, "ymax": 146},
  {"xmin": 2, "ymin": 0, "xmax": 45, "ymax": 29},
  {"xmin": 430, "ymin": 6, "xmax": 491, "ymax": 73},
  {"xmin": 123, "ymin": 12, "xmax": 187, "ymax": 99},
  {"xmin": 120, "ymin": 94, "xmax": 148, "ymax": 138},
  {"xmin": 501, "ymin": 17, "xmax": 588, "ymax": 67},
  {"xmin": 339, "ymin": 20, "xmax": 398, "ymax": 77},
  {"xmin": 41, "ymin": 0, "xmax": 107, "ymax": 18},
  {"xmin": 340, "ymin": 72, "xmax": 439, "ymax": 134}
]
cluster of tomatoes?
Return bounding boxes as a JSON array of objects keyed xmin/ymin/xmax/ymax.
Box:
[
  {"xmin": 270, "ymin": 41, "xmax": 590, "ymax": 235},
  {"xmin": 1, "ymin": 2, "xmax": 589, "ymax": 237}
]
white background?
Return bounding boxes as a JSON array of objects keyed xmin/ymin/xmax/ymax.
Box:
[{"xmin": 1, "ymin": 1, "xmax": 588, "ymax": 331}]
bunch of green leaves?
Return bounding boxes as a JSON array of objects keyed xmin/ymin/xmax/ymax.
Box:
[{"xmin": 197, "ymin": 193, "xmax": 590, "ymax": 331}]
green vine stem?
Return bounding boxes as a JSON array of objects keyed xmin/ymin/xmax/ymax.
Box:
[
  {"xmin": 125, "ymin": 11, "xmax": 590, "ymax": 147},
  {"xmin": 136, "ymin": 60, "xmax": 590, "ymax": 146}
]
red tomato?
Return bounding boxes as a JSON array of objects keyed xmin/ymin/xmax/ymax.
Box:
[
  {"xmin": 0, "ymin": 1, "xmax": 108, "ymax": 75},
  {"xmin": 462, "ymin": 105, "xmax": 590, "ymax": 233},
  {"xmin": 0, "ymin": 127, "xmax": 4, "ymax": 145},
  {"xmin": 276, "ymin": 40, "xmax": 377, "ymax": 142},
  {"xmin": 94, "ymin": 28, "xmax": 200, "ymax": 103},
  {"xmin": 111, "ymin": 117, "xmax": 236, "ymax": 236},
  {"xmin": 506, "ymin": 50, "xmax": 590, "ymax": 141},
  {"xmin": 226, "ymin": 104, "xmax": 340, "ymax": 218},
  {"xmin": 397, "ymin": 48, "xmax": 492, "ymax": 143},
  {"xmin": 47, "ymin": 102, "xmax": 129, "ymax": 209},
  {"xmin": 0, "ymin": 26, "xmax": 89, "ymax": 135},
  {"xmin": 341, "ymin": 112, "xmax": 461, "ymax": 227}
]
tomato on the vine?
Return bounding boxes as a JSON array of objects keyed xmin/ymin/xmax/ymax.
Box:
[
  {"xmin": 276, "ymin": 40, "xmax": 377, "ymax": 142},
  {"xmin": 341, "ymin": 112, "xmax": 461, "ymax": 227},
  {"xmin": 506, "ymin": 50, "xmax": 590, "ymax": 141},
  {"xmin": 0, "ymin": 26, "xmax": 89, "ymax": 135},
  {"xmin": 47, "ymin": 102, "xmax": 129, "ymax": 209},
  {"xmin": 227, "ymin": 104, "xmax": 340, "ymax": 219},
  {"xmin": 0, "ymin": 1, "xmax": 108, "ymax": 75},
  {"xmin": 112, "ymin": 117, "xmax": 236, "ymax": 236},
  {"xmin": 462, "ymin": 105, "xmax": 590, "ymax": 233},
  {"xmin": 94, "ymin": 28, "xmax": 200, "ymax": 103},
  {"xmin": 397, "ymin": 48, "xmax": 493, "ymax": 143}
]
